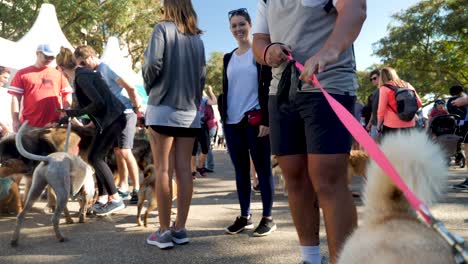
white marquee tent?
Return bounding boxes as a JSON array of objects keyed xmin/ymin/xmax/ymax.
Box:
[{"xmin": 0, "ymin": 3, "xmax": 73, "ymax": 70}]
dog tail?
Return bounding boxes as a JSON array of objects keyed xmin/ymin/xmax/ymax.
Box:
[
  {"xmin": 363, "ymin": 130, "xmax": 447, "ymax": 223},
  {"xmin": 15, "ymin": 121, "xmax": 50, "ymax": 163}
]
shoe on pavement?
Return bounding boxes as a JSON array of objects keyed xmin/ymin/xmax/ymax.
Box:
[
  {"xmin": 118, "ymin": 189, "xmax": 131, "ymax": 200},
  {"xmin": 253, "ymin": 217, "xmax": 277, "ymax": 237},
  {"xmin": 171, "ymin": 225, "xmax": 189, "ymax": 245},
  {"xmin": 129, "ymin": 189, "xmax": 139, "ymax": 205},
  {"xmin": 453, "ymin": 179, "xmax": 468, "ymax": 190},
  {"xmin": 95, "ymin": 199, "xmax": 125, "ymax": 216},
  {"xmin": 147, "ymin": 229, "xmax": 174, "ymax": 249},
  {"xmin": 225, "ymin": 216, "xmax": 254, "ymax": 234}
]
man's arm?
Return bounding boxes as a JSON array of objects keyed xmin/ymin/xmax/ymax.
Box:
[
  {"xmin": 300, "ymin": 0, "xmax": 366, "ymax": 82},
  {"xmin": 11, "ymin": 94, "xmax": 22, "ymax": 132},
  {"xmin": 205, "ymin": 85, "xmax": 217, "ymax": 105},
  {"xmin": 117, "ymin": 78, "xmax": 142, "ymax": 112},
  {"xmin": 62, "ymin": 93, "xmax": 73, "ymax": 109}
]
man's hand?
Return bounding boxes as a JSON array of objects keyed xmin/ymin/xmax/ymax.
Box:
[
  {"xmin": 265, "ymin": 44, "xmax": 291, "ymax": 68},
  {"xmin": 366, "ymin": 122, "xmax": 372, "ymax": 132},
  {"xmin": 452, "ymin": 97, "xmax": 468, "ymax": 107},
  {"xmin": 258, "ymin": 125, "xmax": 270, "ymax": 137},
  {"xmin": 299, "ymin": 48, "xmax": 340, "ymax": 85}
]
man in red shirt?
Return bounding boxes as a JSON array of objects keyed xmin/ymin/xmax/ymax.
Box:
[{"xmin": 9, "ymin": 44, "xmax": 72, "ymax": 131}]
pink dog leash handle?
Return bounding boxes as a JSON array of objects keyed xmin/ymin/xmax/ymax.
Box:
[{"xmin": 287, "ymin": 55, "xmax": 467, "ymax": 263}]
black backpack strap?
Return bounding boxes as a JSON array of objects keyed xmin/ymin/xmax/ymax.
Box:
[
  {"xmin": 324, "ymin": 0, "xmax": 334, "ymax": 13},
  {"xmin": 383, "ymin": 84, "xmax": 399, "ymax": 114}
]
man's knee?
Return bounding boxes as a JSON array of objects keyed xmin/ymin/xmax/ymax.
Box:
[{"xmin": 310, "ymin": 155, "xmax": 349, "ymax": 198}]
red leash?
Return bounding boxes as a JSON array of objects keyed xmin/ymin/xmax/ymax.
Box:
[{"xmin": 287, "ymin": 55, "xmax": 468, "ymax": 263}]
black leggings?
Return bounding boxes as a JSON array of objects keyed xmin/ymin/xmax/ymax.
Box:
[{"xmin": 88, "ymin": 115, "xmax": 126, "ymax": 196}]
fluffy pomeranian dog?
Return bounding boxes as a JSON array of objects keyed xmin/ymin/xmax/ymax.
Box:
[{"xmin": 338, "ymin": 130, "xmax": 453, "ymax": 264}]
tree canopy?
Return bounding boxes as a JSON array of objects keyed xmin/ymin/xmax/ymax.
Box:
[
  {"xmin": 205, "ymin": 51, "xmax": 224, "ymax": 95},
  {"xmin": 373, "ymin": 0, "xmax": 467, "ymax": 98},
  {"xmin": 0, "ymin": 0, "xmax": 162, "ymax": 70}
]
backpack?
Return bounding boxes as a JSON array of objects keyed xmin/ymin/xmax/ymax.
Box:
[{"xmin": 384, "ymin": 84, "xmax": 419, "ymax": 122}]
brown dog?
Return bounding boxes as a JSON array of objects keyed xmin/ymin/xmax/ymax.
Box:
[
  {"xmin": 347, "ymin": 150, "xmax": 369, "ymax": 184},
  {"xmin": 136, "ymin": 165, "xmax": 178, "ymax": 227},
  {"xmin": 0, "ymin": 159, "xmax": 28, "ymax": 214}
]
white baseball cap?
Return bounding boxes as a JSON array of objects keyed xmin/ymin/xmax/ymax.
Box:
[{"xmin": 37, "ymin": 43, "xmax": 58, "ymax": 57}]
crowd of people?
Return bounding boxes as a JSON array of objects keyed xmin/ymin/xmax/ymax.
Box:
[{"xmin": 0, "ymin": 0, "xmax": 465, "ymax": 263}]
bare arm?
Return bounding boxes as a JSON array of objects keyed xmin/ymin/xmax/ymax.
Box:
[
  {"xmin": 117, "ymin": 78, "xmax": 141, "ymax": 109},
  {"xmin": 205, "ymin": 85, "xmax": 217, "ymax": 105},
  {"xmin": 11, "ymin": 94, "xmax": 22, "ymax": 132},
  {"xmin": 300, "ymin": 0, "xmax": 366, "ymax": 82},
  {"xmin": 62, "ymin": 93, "xmax": 73, "ymax": 109}
]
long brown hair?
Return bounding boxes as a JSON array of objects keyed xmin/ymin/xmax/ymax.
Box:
[
  {"xmin": 378, "ymin": 66, "xmax": 407, "ymax": 88},
  {"xmin": 56, "ymin": 47, "xmax": 76, "ymax": 70},
  {"xmin": 163, "ymin": 0, "xmax": 202, "ymax": 35}
]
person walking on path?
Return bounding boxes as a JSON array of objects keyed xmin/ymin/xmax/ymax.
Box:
[
  {"xmin": 220, "ymin": 8, "xmax": 276, "ymax": 237},
  {"xmin": 142, "ymin": 0, "xmax": 206, "ymax": 250},
  {"xmin": 252, "ymin": 0, "xmax": 366, "ymax": 262},
  {"xmin": 74, "ymin": 45, "xmax": 142, "ymax": 204},
  {"xmin": 56, "ymin": 47, "xmax": 127, "ymax": 216}
]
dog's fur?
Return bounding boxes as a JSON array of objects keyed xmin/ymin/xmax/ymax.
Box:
[
  {"xmin": 0, "ymin": 159, "xmax": 28, "ymax": 214},
  {"xmin": 347, "ymin": 150, "xmax": 369, "ymax": 184},
  {"xmin": 337, "ymin": 130, "xmax": 453, "ymax": 264},
  {"xmin": 136, "ymin": 165, "xmax": 178, "ymax": 227},
  {"xmin": 11, "ymin": 122, "xmax": 95, "ymax": 246},
  {"xmin": 0, "ymin": 127, "xmax": 81, "ymax": 206}
]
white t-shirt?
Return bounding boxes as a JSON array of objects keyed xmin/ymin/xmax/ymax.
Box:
[
  {"xmin": 226, "ymin": 48, "xmax": 260, "ymax": 124},
  {"xmin": 0, "ymin": 87, "xmax": 13, "ymax": 132}
]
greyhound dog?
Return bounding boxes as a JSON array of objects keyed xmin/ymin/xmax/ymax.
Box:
[{"xmin": 11, "ymin": 121, "xmax": 95, "ymax": 246}]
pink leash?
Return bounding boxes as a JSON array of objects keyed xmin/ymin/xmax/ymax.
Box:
[{"xmin": 288, "ymin": 55, "xmax": 467, "ymax": 263}]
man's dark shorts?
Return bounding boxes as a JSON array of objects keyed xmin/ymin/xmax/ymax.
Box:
[
  {"xmin": 269, "ymin": 93, "xmax": 355, "ymax": 155},
  {"xmin": 118, "ymin": 112, "xmax": 137, "ymax": 149}
]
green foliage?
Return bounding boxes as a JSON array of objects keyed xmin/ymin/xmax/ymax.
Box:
[
  {"xmin": 373, "ymin": 0, "xmax": 467, "ymax": 98},
  {"xmin": 0, "ymin": 0, "xmax": 162, "ymax": 71},
  {"xmin": 205, "ymin": 51, "xmax": 224, "ymax": 96}
]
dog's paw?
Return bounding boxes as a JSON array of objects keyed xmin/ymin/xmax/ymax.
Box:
[
  {"xmin": 10, "ymin": 240, "xmax": 18, "ymax": 247},
  {"xmin": 58, "ymin": 237, "xmax": 68, "ymax": 243},
  {"xmin": 65, "ymin": 218, "xmax": 74, "ymax": 224}
]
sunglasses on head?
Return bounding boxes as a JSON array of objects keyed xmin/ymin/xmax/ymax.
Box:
[
  {"xmin": 228, "ymin": 8, "xmax": 248, "ymax": 19},
  {"xmin": 370, "ymin": 76, "xmax": 378, "ymax": 81}
]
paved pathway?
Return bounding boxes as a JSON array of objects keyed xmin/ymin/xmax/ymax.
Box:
[{"xmin": 0, "ymin": 149, "xmax": 466, "ymax": 263}]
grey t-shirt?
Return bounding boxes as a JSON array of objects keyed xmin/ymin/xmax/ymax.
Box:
[
  {"xmin": 253, "ymin": 0, "xmax": 358, "ymax": 96},
  {"xmin": 143, "ymin": 22, "xmax": 206, "ymax": 111}
]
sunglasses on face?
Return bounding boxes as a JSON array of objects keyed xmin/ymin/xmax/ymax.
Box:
[
  {"xmin": 228, "ymin": 8, "xmax": 248, "ymax": 19},
  {"xmin": 79, "ymin": 61, "xmax": 87, "ymax": 67},
  {"xmin": 370, "ymin": 76, "xmax": 378, "ymax": 81},
  {"xmin": 40, "ymin": 52, "xmax": 55, "ymax": 60}
]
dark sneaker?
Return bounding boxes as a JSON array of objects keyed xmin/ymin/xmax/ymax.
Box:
[
  {"xmin": 197, "ymin": 167, "xmax": 207, "ymax": 177},
  {"xmin": 192, "ymin": 171, "xmax": 198, "ymax": 180},
  {"xmin": 171, "ymin": 226, "xmax": 189, "ymax": 245},
  {"xmin": 204, "ymin": 167, "xmax": 214, "ymax": 173},
  {"xmin": 453, "ymin": 179, "xmax": 468, "ymax": 190},
  {"xmin": 253, "ymin": 217, "xmax": 277, "ymax": 237},
  {"xmin": 225, "ymin": 216, "xmax": 254, "ymax": 234},
  {"xmin": 118, "ymin": 189, "xmax": 130, "ymax": 200},
  {"xmin": 129, "ymin": 189, "xmax": 138, "ymax": 205},
  {"xmin": 252, "ymin": 184, "xmax": 260, "ymax": 193},
  {"xmin": 95, "ymin": 200, "xmax": 125, "ymax": 216},
  {"xmin": 146, "ymin": 229, "xmax": 174, "ymax": 249}
]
